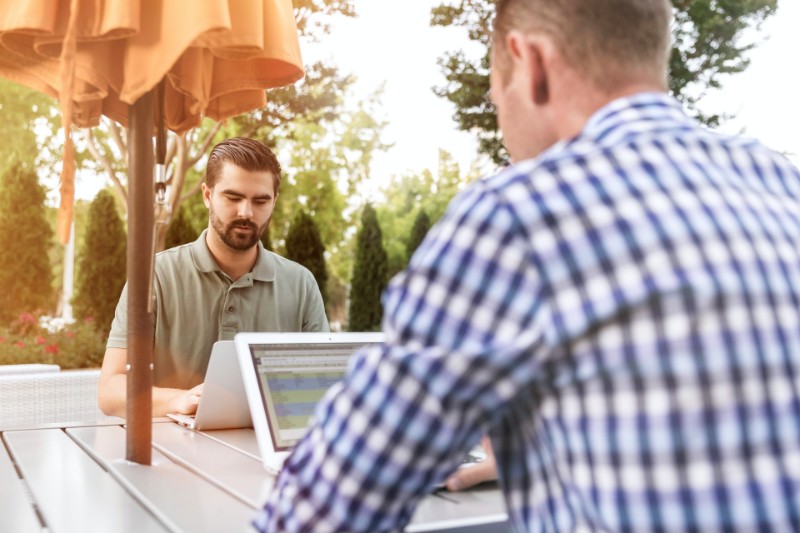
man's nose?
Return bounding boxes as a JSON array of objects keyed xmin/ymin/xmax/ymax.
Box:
[{"xmin": 238, "ymin": 201, "xmax": 253, "ymax": 219}]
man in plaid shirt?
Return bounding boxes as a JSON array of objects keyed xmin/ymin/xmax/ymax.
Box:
[{"xmin": 257, "ymin": 0, "xmax": 800, "ymax": 530}]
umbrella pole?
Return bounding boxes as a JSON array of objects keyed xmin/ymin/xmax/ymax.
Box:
[{"xmin": 126, "ymin": 90, "xmax": 155, "ymax": 464}]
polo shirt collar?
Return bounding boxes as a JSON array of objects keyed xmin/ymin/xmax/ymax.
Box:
[{"xmin": 191, "ymin": 229, "xmax": 276, "ymax": 281}]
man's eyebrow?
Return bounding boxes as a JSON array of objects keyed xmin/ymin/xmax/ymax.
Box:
[{"xmin": 220, "ymin": 189, "xmax": 273, "ymax": 200}]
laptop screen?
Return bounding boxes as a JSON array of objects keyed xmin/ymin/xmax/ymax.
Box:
[{"xmin": 247, "ymin": 340, "xmax": 374, "ymax": 450}]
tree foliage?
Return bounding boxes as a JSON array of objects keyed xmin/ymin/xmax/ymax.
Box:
[
  {"xmin": 377, "ymin": 151, "xmax": 476, "ymax": 277},
  {"xmin": 431, "ymin": 0, "xmax": 778, "ymax": 164},
  {"xmin": 72, "ymin": 189, "xmax": 127, "ymax": 337},
  {"xmin": 270, "ymin": 89, "xmax": 388, "ymax": 282},
  {"xmin": 285, "ymin": 211, "xmax": 328, "ymax": 305},
  {"xmin": 407, "ymin": 209, "xmax": 432, "ymax": 260},
  {"xmin": 348, "ymin": 204, "xmax": 388, "ymax": 332},
  {"xmin": 669, "ymin": 0, "xmax": 777, "ymax": 126},
  {"xmin": 0, "ymin": 79, "xmax": 60, "ymax": 175},
  {"xmin": 261, "ymin": 226, "xmax": 274, "ymax": 252},
  {"xmin": 0, "ymin": 165, "xmax": 55, "ymax": 323},
  {"xmin": 164, "ymin": 202, "xmax": 200, "ymax": 250}
]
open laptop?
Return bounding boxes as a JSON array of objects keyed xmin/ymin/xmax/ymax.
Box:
[
  {"xmin": 235, "ymin": 332, "xmax": 383, "ymax": 473},
  {"xmin": 167, "ymin": 340, "xmax": 253, "ymax": 430}
]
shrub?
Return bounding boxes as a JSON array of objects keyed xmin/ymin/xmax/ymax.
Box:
[
  {"xmin": 164, "ymin": 202, "xmax": 200, "ymax": 249},
  {"xmin": 72, "ymin": 189, "xmax": 127, "ymax": 339},
  {"xmin": 0, "ymin": 164, "xmax": 55, "ymax": 324},
  {"xmin": 0, "ymin": 312, "xmax": 106, "ymax": 369}
]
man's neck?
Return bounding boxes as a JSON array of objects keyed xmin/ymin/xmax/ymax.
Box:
[
  {"xmin": 205, "ymin": 231, "xmax": 258, "ymax": 282},
  {"xmin": 554, "ymin": 80, "xmax": 665, "ymax": 142}
]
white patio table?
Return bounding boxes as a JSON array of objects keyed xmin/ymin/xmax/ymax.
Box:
[{"xmin": 1, "ymin": 419, "xmax": 509, "ymax": 532}]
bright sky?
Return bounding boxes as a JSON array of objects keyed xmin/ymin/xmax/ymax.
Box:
[
  {"xmin": 702, "ymin": 1, "xmax": 800, "ymax": 164},
  {"xmin": 303, "ymin": 0, "xmax": 486, "ymax": 198},
  {"xmin": 307, "ymin": 0, "xmax": 800, "ymax": 197}
]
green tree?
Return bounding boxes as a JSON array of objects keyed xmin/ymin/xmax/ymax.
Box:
[
  {"xmin": 164, "ymin": 202, "xmax": 200, "ymax": 249},
  {"xmin": 348, "ymin": 205, "xmax": 388, "ymax": 332},
  {"xmin": 377, "ymin": 151, "xmax": 477, "ymax": 277},
  {"xmin": 261, "ymin": 226, "xmax": 273, "ymax": 252},
  {"xmin": 407, "ymin": 209, "xmax": 432, "ymax": 259},
  {"xmin": 431, "ymin": 0, "xmax": 778, "ymax": 164},
  {"xmin": 0, "ymin": 79, "xmax": 59, "ymax": 175},
  {"xmin": 0, "ymin": 165, "xmax": 55, "ymax": 323},
  {"xmin": 285, "ymin": 211, "xmax": 328, "ymax": 305},
  {"xmin": 270, "ymin": 90, "xmax": 388, "ymax": 280},
  {"xmin": 72, "ymin": 189, "xmax": 127, "ymax": 337}
]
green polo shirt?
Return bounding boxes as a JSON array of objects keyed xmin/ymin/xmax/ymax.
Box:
[{"xmin": 107, "ymin": 230, "xmax": 329, "ymax": 388}]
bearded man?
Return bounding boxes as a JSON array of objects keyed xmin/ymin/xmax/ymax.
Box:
[{"xmin": 99, "ymin": 137, "xmax": 328, "ymax": 418}]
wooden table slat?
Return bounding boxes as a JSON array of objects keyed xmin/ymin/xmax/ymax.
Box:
[
  {"xmin": 199, "ymin": 427, "xmax": 261, "ymax": 461},
  {"xmin": 0, "ymin": 434, "xmax": 41, "ymax": 531},
  {"xmin": 68, "ymin": 425, "xmax": 257, "ymax": 532},
  {"xmin": 151, "ymin": 422, "xmax": 274, "ymax": 509},
  {"xmin": 4, "ymin": 428, "xmax": 167, "ymax": 532}
]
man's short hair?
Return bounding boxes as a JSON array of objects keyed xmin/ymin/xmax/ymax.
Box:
[
  {"xmin": 494, "ymin": 0, "xmax": 672, "ymax": 90},
  {"xmin": 205, "ymin": 137, "xmax": 282, "ymax": 193}
]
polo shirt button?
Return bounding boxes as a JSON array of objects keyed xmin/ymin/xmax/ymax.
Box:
[{"xmin": 227, "ymin": 306, "xmax": 234, "ymax": 312}]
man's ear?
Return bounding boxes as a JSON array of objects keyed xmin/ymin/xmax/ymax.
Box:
[
  {"xmin": 201, "ymin": 182, "xmax": 212, "ymax": 208},
  {"xmin": 506, "ymin": 30, "xmax": 550, "ymax": 106}
]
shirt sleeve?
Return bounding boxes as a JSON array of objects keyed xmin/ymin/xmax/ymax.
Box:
[
  {"xmin": 256, "ymin": 183, "xmax": 547, "ymax": 532},
  {"xmin": 301, "ymin": 270, "xmax": 330, "ymax": 333},
  {"xmin": 105, "ymin": 282, "xmax": 129, "ymax": 349}
]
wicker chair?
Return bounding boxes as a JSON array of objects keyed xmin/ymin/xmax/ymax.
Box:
[
  {"xmin": 0, "ymin": 369, "xmax": 113, "ymax": 429},
  {"xmin": 0, "ymin": 364, "xmax": 61, "ymax": 376}
]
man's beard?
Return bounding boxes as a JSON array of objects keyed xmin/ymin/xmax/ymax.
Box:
[{"xmin": 210, "ymin": 210, "xmax": 268, "ymax": 251}]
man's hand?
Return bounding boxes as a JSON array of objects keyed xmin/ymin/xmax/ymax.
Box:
[
  {"xmin": 445, "ymin": 435, "xmax": 498, "ymax": 491},
  {"xmin": 171, "ymin": 383, "xmax": 204, "ymax": 414}
]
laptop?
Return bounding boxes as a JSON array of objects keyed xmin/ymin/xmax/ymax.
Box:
[
  {"xmin": 166, "ymin": 340, "xmax": 253, "ymax": 430},
  {"xmin": 235, "ymin": 332, "xmax": 383, "ymax": 473}
]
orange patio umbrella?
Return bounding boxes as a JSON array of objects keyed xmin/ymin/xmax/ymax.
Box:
[{"xmin": 0, "ymin": 0, "xmax": 303, "ymax": 463}]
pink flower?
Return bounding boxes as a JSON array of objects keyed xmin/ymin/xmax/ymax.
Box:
[
  {"xmin": 0, "ymin": 336, "xmax": 5, "ymax": 343},
  {"xmin": 19, "ymin": 312, "xmax": 36, "ymax": 324},
  {"xmin": 36, "ymin": 335, "xmax": 46, "ymax": 345},
  {"xmin": 65, "ymin": 331, "xmax": 75, "ymax": 338},
  {"xmin": 15, "ymin": 341, "xmax": 25, "ymax": 348},
  {"xmin": 84, "ymin": 316, "xmax": 94, "ymax": 323},
  {"xmin": 44, "ymin": 344, "xmax": 59, "ymax": 354}
]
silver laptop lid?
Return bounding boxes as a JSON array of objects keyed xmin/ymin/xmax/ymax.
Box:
[
  {"xmin": 167, "ymin": 340, "xmax": 252, "ymax": 430},
  {"xmin": 235, "ymin": 332, "xmax": 384, "ymax": 453}
]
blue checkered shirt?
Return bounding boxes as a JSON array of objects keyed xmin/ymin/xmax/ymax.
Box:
[{"xmin": 256, "ymin": 92, "xmax": 800, "ymax": 532}]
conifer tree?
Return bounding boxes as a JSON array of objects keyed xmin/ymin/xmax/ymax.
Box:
[
  {"xmin": 348, "ymin": 204, "xmax": 388, "ymax": 332},
  {"xmin": 406, "ymin": 209, "xmax": 432, "ymax": 260},
  {"xmin": 0, "ymin": 164, "xmax": 54, "ymax": 324},
  {"xmin": 164, "ymin": 203, "xmax": 199, "ymax": 249},
  {"xmin": 72, "ymin": 189, "xmax": 127, "ymax": 337},
  {"xmin": 285, "ymin": 211, "xmax": 328, "ymax": 305}
]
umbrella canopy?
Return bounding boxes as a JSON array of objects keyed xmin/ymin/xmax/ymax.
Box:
[
  {"xmin": 0, "ymin": 0, "xmax": 304, "ymax": 464},
  {"xmin": 0, "ymin": 0, "xmax": 303, "ymax": 131},
  {"xmin": 0, "ymin": 0, "xmax": 304, "ymax": 239}
]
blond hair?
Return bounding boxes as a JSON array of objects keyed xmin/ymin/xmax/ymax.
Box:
[{"xmin": 493, "ymin": 0, "xmax": 672, "ymax": 90}]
